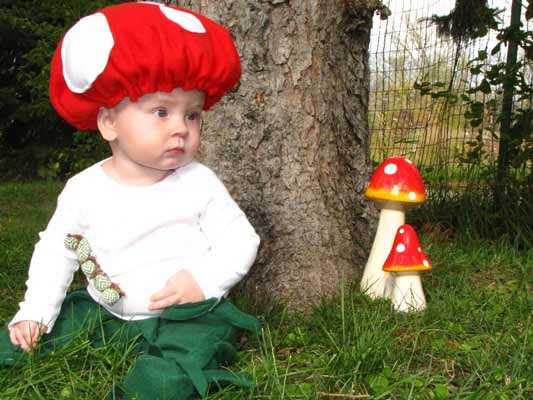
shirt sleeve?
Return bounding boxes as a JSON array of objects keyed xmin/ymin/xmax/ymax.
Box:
[
  {"xmin": 187, "ymin": 172, "xmax": 260, "ymax": 299},
  {"xmin": 9, "ymin": 180, "xmax": 82, "ymax": 333}
]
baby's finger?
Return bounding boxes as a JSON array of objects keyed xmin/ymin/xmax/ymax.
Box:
[
  {"xmin": 14, "ymin": 329, "xmax": 30, "ymax": 352},
  {"xmin": 9, "ymin": 328, "xmax": 19, "ymax": 346},
  {"xmin": 150, "ymin": 285, "xmax": 175, "ymax": 302},
  {"xmin": 21, "ymin": 327, "xmax": 35, "ymax": 349},
  {"xmin": 30, "ymin": 324, "xmax": 41, "ymax": 345},
  {"xmin": 149, "ymin": 293, "xmax": 181, "ymax": 310}
]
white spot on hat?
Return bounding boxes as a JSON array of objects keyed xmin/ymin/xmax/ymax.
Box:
[
  {"xmin": 417, "ymin": 247, "xmax": 422, "ymax": 252},
  {"xmin": 61, "ymin": 13, "xmax": 114, "ymax": 94},
  {"xmin": 423, "ymin": 259, "xmax": 429, "ymax": 267},
  {"xmin": 399, "ymin": 228, "xmax": 405, "ymax": 234},
  {"xmin": 159, "ymin": 5, "xmax": 206, "ymax": 33},
  {"xmin": 405, "ymin": 158, "xmax": 413, "ymax": 164},
  {"xmin": 396, "ymin": 243, "xmax": 406, "ymax": 253},
  {"xmin": 391, "ymin": 185, "xmax": 400, "ymax": 196},
  {"xmin": 384, "ymin": 163, "xmax": 398, "ymax": 175},
  {"xmin": 408, "ymin": 192, "xmax": 417, "ymax": 200}
]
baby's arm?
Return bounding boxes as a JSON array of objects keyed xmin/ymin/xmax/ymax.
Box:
[
  {"xmin": 192, "ymin": 177, "xmax": 260, "ymax": 299},
  {"xmin": 9, "ymin": 320, "xmax": 47, "ymax": 352},
  {"xmin": 148, "ymin": 168, "xmax": 259, "ymax": 308},
  {"xmin": 9, "ymin": 179, "xmax": 81, "ymax": 336},
  {"xmin": 160, "ymin": 169, "xmax": 260, "ymax": 307}
]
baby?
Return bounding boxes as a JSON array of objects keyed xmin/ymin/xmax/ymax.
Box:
[{"xmin": 1, "ymin": 2, "xmax": 260, "ymax": 398}]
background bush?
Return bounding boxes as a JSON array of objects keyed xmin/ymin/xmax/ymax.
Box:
[{"xmin": 0, "ymin": 0, "xmax": 119, "ymax": 180}]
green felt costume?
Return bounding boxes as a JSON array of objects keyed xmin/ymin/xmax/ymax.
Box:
[{"xmin": 0, "ymin": 290, "xmax": 261, "ymax": 399}]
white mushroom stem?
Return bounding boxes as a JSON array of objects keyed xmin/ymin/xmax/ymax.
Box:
[
  {"xmin": 361, "ymin": 206, "xmax": 405, "ymax": 299},
  {"xmin": 390, "ymin": 272, "xmax": 426, "ymax": 312}
]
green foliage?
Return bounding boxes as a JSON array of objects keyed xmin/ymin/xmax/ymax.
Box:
[
  {"xmin": 413, "ymin": 182, "xmax": 533, "ymax": 250},
  {"xmin": 0, "ymin": 0, "xmax": 120, "ymax": 181},
  {"xmin": 463, "ymin": 25, "xmax": 533, "ymax": 171},
  {"xmin": 415, "ymin": 5, "xmax": 533, "ymax": 220},
  {"xmin": 424, "ymin": 0, "xmax": 501, "ymax": 43},
  {"xmin": 36, "ymin": 131, "xmax": 111, "ymax": 180}
]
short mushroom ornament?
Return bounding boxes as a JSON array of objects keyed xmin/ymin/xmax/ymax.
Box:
[
  {"xmin": 382, "ymin": 224, "xmax": 432, "ymax": 312},
  {"xmin": 361, "ymin": 156, "xmax": 426, "ymax": 299}
]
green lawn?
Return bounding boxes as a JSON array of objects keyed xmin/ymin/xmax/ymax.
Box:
[{"xmin": 0, "ymin": 182, "xmax": 531, "ymax": 399}]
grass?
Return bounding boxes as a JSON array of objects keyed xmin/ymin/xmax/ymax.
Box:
[{"xmin": 0, "ymin": 182, "xmax": 531, "ymax": 399}]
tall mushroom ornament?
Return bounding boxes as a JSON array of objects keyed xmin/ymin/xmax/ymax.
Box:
[
  {"xmin": 361, "ymin": 157, "xmax": 426, "ymax": 299},
  {"xmin": 382, "ymin": 224, "xmax": 432, "ymax": 312}
]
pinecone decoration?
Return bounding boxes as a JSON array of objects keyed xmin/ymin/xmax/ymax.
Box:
[
  {"xmin": 64, "ymin": 235, "xmax": 79, "ymax": 250},
  {"xmin": 101, "ymin": 288, "xmax": 120, "ymax": 306},
  {"xmin": 80, "ymin": 259, "xmax": 97, "ymax": 276},
  {"xmin": 75, "ymin": 238, "xmax": 92, "ymax": 262},
  {"xmin": 94, "ymin": 274, "xmax": 112, "ymax": 291}
]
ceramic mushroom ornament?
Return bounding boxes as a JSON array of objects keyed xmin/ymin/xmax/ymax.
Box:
[
  {"xmin": 383, "ymin": 224, "xmax": 432, "ymax": 312},
  {"xmin": 361, "ymin": 156, "xmax": 426, "ymax": 299}
]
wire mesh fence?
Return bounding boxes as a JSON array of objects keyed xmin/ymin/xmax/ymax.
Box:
[{"xmin": 369, "ymin": 0, "xmax": 530, "ymax": 197}]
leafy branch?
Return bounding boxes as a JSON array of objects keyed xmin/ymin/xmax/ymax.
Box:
[{"xmin": 415, "ymin": 2, "xmax": 532, "ymax": 186}]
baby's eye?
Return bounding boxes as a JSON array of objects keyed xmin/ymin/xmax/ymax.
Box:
[
  {"xmin": 154, "ymin": 108, "xmax": 168, "ymax": 118},
  {"xmin": 186, "ymin": 112, "xmax": 200, "ymax": 121}
]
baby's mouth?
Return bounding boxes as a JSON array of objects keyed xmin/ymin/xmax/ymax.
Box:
[{"xmin": 166, "ymin": 147, "xmax": 184, "ymax": 155}]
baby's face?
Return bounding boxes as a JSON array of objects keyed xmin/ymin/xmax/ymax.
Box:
[{"xmin": 107, "ymin": 88, "xmax": 205, "ymax": 177}]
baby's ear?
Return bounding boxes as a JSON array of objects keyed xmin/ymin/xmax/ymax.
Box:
[{"xmin": 97, "ymin": 107, "xmax": 118, "ymax": 142}]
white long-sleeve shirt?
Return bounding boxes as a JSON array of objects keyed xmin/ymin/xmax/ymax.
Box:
[{"xmin": 9, "ymin": 160, "xmax": 260, "ymax": 333}]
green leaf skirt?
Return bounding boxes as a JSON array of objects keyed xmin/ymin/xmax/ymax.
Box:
[{"xmin": 0, "ymin": 290, "xmax": 261, "ymax": 399}]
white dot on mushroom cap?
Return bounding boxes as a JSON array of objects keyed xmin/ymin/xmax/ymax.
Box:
[
  {"xmin": 405, "ymin": 158, "xmax": 413, "ymax": 164},
  {"xmin": 61, "ymin": 13, "xmax": 114, "ymax": 94},
  {"xmin": 396, "ymin": 243, "xmax": 406, "ymax": 253},
  {"xmin": 159, "ymin": 5, "xmax": 206, "ymax": 33},
  {"xmin": 417, "ymin": 247, "xmax": 422, "ymax": 252},
  {"xmin": 399, "ymin": 228, "xmax": 405, "ymax": 234},
  {"xmin": 384, "ymin": 163, "xmax": 398, "ymax": 175},
  {"xmin": 392, "ymin": 185, "xmax": 400, "ymax": 196},
  {"xmin": 423, "ymin": 259, "xmax": 429, "ymax": 267},
  {"xmin": 408, "ymin": 192, "xmax": 417, "ymax": 200}
]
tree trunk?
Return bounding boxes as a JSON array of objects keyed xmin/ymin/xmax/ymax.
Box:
[{"xmin": 177, "ymin": 0, "xmax": 379, "ymax": 310}]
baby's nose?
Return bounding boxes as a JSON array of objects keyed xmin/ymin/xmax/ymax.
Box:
[{"xmin": 170, "ymin": 118, "xmax": 188, "ymax": 137}]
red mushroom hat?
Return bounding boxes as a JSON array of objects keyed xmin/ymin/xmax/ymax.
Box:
[
  {"xmin": 382, "ymin": 224, "xmax": 432, "ymax": 272},
  {"xmin": 365, "ymin": 156, "xmax": 426, "ymax": 205},
  {"xmin": 49, "ymin": 1, "xmax": 241, "ymax": 130}
]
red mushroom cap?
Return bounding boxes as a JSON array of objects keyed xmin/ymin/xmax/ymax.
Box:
[
  {"xmin": 365, "ymin": 157, "xmax": 426, "ymax": 205},
  {"xmin": 49, "ymin": 2, "xmax": 241, "ymax": 130},
  {"xmin": 382, "ymin": 224, "xmax": 432, "ymax": 272}
]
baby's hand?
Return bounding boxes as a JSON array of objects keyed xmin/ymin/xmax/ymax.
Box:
[
  {"xmin": 9, "ymin": 320, "xmax": 47, "ymax": 352},
  {"xmin": 149, "ymin": 269, "xmax": 205, "ymax": 310}
]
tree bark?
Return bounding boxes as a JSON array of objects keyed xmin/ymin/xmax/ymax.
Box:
[{"xmin": 176, "ymin": 0, "xmax": 379, "ymax": 310}]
